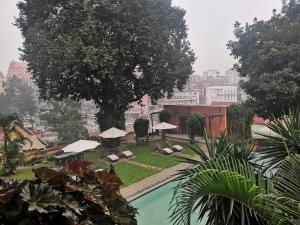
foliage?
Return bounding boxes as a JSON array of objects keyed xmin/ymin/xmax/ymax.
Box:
[
  {"xmin": 171, "ymin": 156, "xmax": 300, "ymax": 225},
  {"xmin": 16, "ymin": 0, "xmax": 195, "ymax": 130},
  {"xmin": 40, "ymin": 99, "xmax": 88, "ymax": 144},
  {"xmin": 133, "ymin": 118, "xmax": 149, "ymax": 138},
  {"xmin": 0, "ymin": 76, "xmax": 37, "ymax": 118},
  {"xmin": 0, "ymin": 114, "xmax": 28, "ymax": 175},
  {"xmin": 0, "ymin": 161, "xmax": 137, "ymax": 225},
  {"xmin": 256, "ymin": 107, "xmax": 300, "ymax": 172},
  {"xmin": 227, "ymin": 104, "xmax": 254, "ymax": 142},
  {"xmin": 159, "ymin": 109, "xmax": 172, "ymax": 123},
  {"xmin": 227, "ymin": 0, "xmax": 300, "ymax": 118},
  {"xmin": 172, "ymin": 109, "xmax": 300, "ymax": 225},
  {"xmin": 173, "ymin": 132, "xmax": 260, "ymax": 225},
  {"xmin": 188, "ymin": 113, "xmax": 204, "ymax": 142}
]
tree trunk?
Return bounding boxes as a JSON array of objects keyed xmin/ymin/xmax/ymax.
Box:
[{"xmin": 96, "ymin": 104, "xmax": 125, "ymax": 131}]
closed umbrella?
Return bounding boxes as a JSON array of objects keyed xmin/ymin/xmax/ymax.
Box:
[{"xmin": 62, "ymin": 140, "xmax": 101, "ymax": 153}]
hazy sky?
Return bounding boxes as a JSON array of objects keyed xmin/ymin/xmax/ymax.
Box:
[{"xmin": 0, "ymin": 0, "xmax": 283, "ymax": 75}]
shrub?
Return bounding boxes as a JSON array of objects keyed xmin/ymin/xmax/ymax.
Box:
[
  {"xmin": 227, "ymin": 104, "xmax": 254, "ymax": 142},
  {"xmin": 159, "ymin": 109, "xmax": 172, "ymax": 122},
  {"xmin": 0, "ymin": 160, "xmax": 137, "ymax": 225},
  {"xmin": 188, "ymin": 113, "xmax": 205, "ymax": 142},
  {"xmin": 133, "ymin": 118, "xmax": 149, "ymax": 137}
]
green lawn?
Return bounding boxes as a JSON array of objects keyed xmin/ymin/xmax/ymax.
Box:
[
  {"xmin": 114, "ymin": 162, "xmax": 158, "ymax": 186},
  {"xmin": 9, "ymin": 161, "xmax": 54, "ymax": 180},
  {"xmin": 7, "ymin": 140, "xmax": 197, "ymax": 187}
]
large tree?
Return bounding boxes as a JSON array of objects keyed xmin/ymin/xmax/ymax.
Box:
[
  {"xmin": 227, "ymin": 0, "xmax": 300, "ymax": 118},
  {"xmin": 16, "ymin": 0, "xmax": 195, "ymax": 130}
]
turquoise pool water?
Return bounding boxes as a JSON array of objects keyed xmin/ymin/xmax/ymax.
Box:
[{"xmin": 131, "ymin": 181, "xmax": 207, "ymax": 225}]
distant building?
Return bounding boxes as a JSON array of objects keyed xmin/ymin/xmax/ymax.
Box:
[
  {"xmin": 225, "ymin": 69, "xmax": 240, "ymax": 85},
  {"xmin": 203, "ymin": 69, "xmax": 220, "ymax": 80},
  {"xmin": 125, "ymin": 95, "xmax": 162, "ymax": 133},
  {"xmin": 158, "ymin": 91, "xmax": 201, "ymax": 106},
  {"xmin": 206, "ymin": 86, "xmax": 238, "ymax": 105},
  {"xmin": 7, "ymin": 61, "xmax": 34, "ymax": 87},
  {"xmin": 0, "ymin": 71, "xmax": 4, "ymax": 94}
]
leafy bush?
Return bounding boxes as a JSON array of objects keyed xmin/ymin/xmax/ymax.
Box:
[
  {"xmin": 133, "ymin": 118, "xmax": 149, "ymax": 137},
  {"xmin": 188, "ymin": 113, "xmax": 205, "ymax": 142},
  {"xmin": 227, "ymin": 104, "xmax": 254, "ymax": 142},
  {"xmin": 0, "ymin": 160, "xmax": 137, "ymax": 225},
  {"xmin": 159, "ymin": 109, "xmax": 172, "ymax": 122}
]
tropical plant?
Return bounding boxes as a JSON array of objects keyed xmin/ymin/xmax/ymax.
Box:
[
  {"xmin": 171, "ymin": 109, "xmax": 300, "ymax": 225},
  {"xmin": 255, "ymin": 107, "xmax": 300, "ymax": 172},
  {"xmin": 173, "ymin": 132, "xmax": 260, "ymax": 225},
  {"xmin": 171, "ymin": 156, "xmax": 300, "ymax": 225},
  {"xmin": 188, "ymin": 113, "xmax": 205, "ymax": 143},
  {"xmin": 133, "ymin": 118, "xmax": 149, "ymax": 138},
  {"xmin": 0, "ymin": 114, "xmax": 28, "ymax": 175},
  {"xmin": 159, "ymin": 109, "xmax": 172, "ymax": 123},
  {"xmin": 227, "ymin": 104, "xmax": 254, "ymax": 142},
  {"xmin": 0, "ymin": 160, "xmax": 137, "ymax": 225}
]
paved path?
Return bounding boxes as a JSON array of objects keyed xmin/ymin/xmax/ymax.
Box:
[{"xmin": 120, "ymin": 161, "xmax": 193, "ymax": 200}]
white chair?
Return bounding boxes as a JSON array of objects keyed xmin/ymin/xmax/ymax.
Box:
[
  {"xmin": 121, "ymin": 150, "xmax": 133, "ymax": 158},
  {"xmin": 107, "ymin": 154, "xmax": 119, "ymax": 162},
  {"xmin": 161, "ymin": 147, "xmax": 173, "ymax": 155},
  {"xmin": 172, "ymin": 144, "xmax": 183, "ymax": 152}
]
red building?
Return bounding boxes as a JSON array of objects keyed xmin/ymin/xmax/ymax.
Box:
[
  {"xmin": 164, "ymin": 104, "xmax": 228, "ymax": 138},
  {"xmin": 7, "ymin": 61, "xmax": 33, "ymax": 86}
]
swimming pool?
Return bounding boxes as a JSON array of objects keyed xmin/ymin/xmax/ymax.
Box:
[{"xmin": 131, "ymin": 180, "xmax": 207, "ymax": 225}]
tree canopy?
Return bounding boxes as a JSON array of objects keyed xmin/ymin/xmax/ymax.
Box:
[
  {"xmin": 227, "ymin": 0, "xmax": 300, "ymax": 118},
  {"xmin": 16, "ymin": 0, "xmax": 195, "ymax": 130}
]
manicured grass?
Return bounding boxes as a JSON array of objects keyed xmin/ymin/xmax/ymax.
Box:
[
  {"xmin": 84, "ymin": 150, "xmax": 109, "ymax": 169},
  {"xmin": 114, "ymin": 162, "xmax": 158, "ymax": 187},
  {"xmin": 9, "ymin": 161, "xmax": 54, "ymax": 180},
  {"xmin": 7, "ymin": 140, "xmax": 196, "ymax": 187}
]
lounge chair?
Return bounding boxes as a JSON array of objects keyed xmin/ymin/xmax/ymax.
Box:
[
  {"xmin": 161, "ymin": 147, "xmax": 173, "ymax": 155},
  {"xmin": 166, "ymin": 141, "xmax": 183, "ymax": 152},
  {"xmin": 121, "ymin": 150, "xmax": 133, "ymax": 158},
  {"xmin": 107, "ymin": 154, "xmax": 119, "ymax": 162}
]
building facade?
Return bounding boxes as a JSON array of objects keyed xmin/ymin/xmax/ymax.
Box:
[
  {"xmin": 203, "ymin": 69, "xmax": 220, "ymax": 80},
  {"xmin": 158, "ymin": 91, "xmax": 201, "ymax": 106},
  {"xmin": 206, "ymin": 86, "xmax": 238, "ymax": 105},
  {"xmin": 164, "ymin": 104, "xmax": 228, "ymax": 138}
]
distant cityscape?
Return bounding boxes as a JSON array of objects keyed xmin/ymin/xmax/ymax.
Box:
[{"xmin": 0, "ymin": 60, "xmax": 247, "ymax": 137}]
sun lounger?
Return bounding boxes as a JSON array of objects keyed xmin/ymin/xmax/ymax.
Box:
[
  {"xmin": 161, "ymin": 147, "xmax": 173, "ymax": 155},
  {"xmin": 172, "ymin": 144, "xmax": 183, "ymax": 152},
  {"xmin": 107, "ymin": 154, "xmax": 119, "ymax": 162},
  {"xmin": 121, "ymin": 150, "xmax": 133, "ymax": 158}
]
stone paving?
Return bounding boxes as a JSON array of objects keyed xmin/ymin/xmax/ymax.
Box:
[{"xmin": 120, "ymin": 161, "xmax": 193, "ymax": 200}]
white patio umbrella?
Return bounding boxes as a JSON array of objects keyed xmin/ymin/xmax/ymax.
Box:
[
  {"xmin": 153, "ymin": 122, "xmax": 177, "ymax": 130},
  {"xmin": 99, "ymin": 127, "xmax": 127, "ymax": 149},
  {"xmin": 62, "ymin": 140, "xmax": 101, "ymax": 153},
  {"xmin": 99, "ymin": 127, "xmax": 127, "ymax": 139},
  {"xmin": 153, "ymin": 122, "xmax": 177, "ymax": 140}
]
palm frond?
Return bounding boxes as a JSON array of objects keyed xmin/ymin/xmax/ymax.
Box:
[
  {"xmin": 170, "ymin": 157, "xmax": 297, "ymax": 225},
  {"xmin": 256, "ymin": 108, "xmax": 300, "ymax": 172}
]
